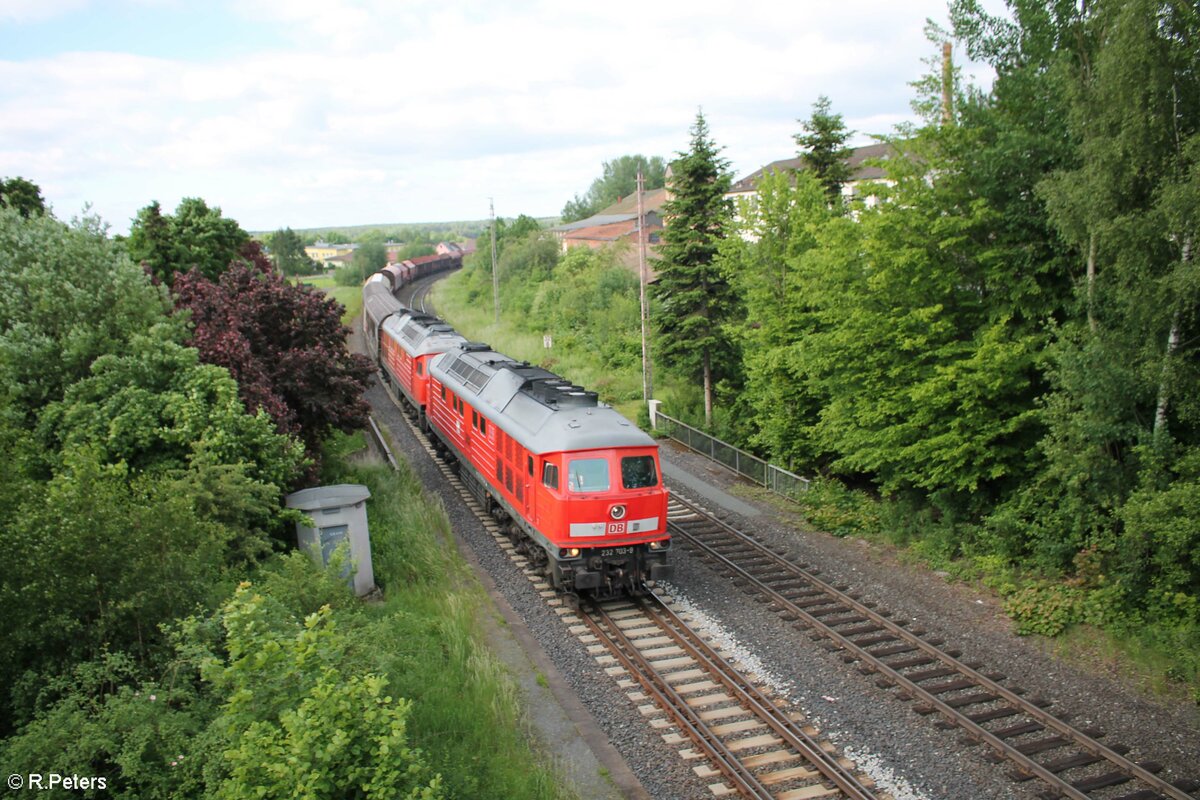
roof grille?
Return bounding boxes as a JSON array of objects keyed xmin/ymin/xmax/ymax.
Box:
[
  {"xmin": 399, "ymin": 321, "xmax": 424, "ymax": 346},
  {"xmin": 528, "ymin": 379, "xmax": 598, "ymax": 408},
  {"xmin": 446, "ymin": 355, "xmax": 492, "ymax": 394}
]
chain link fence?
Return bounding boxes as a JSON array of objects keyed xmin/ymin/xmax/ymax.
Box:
[{"xmin": 651, "ymin": 407, "xmax": 810, "ymax": 502}]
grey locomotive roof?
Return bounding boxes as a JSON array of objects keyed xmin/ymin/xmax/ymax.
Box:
[
  {"xmin": 381, "ymin": 310, "xmax": 467, "ymax": 357},
  {"xmin": 431, "ymin": 344, "xmax": 653, "ymax": 454}
]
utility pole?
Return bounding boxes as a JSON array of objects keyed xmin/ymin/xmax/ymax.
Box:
[
  {"xmin": 637, "ymin": 170, "xmax": 653, "ymax": 402},
  {"xmin": 941, "ymin": 42, "xmax": 954, "ymax": 125},
  {"xmin": 490, "ymin": 197, "xmax": 500, "ymax": 323}
]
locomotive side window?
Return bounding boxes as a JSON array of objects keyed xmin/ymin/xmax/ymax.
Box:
[
  {"xmin": 527, "ymin": 455, "xmax": 533, "ymax": 476},
  {"xmin": 621, "ymin": 455, "xmax": 658, "ymax": 489},
  {"xmin": 542, "ymin": 462, "xmax": 559, "ymax": 490},
  {"xmin": 480, "ymin": 417, "xmax": 486, "ymax": 435},
  {"xmin": 417, "ymin": 362, "xmax": 424, "ymax": 375},
  {"xmin": 568, "ymin": 458, "xmax": 610, "ymax": 493}
]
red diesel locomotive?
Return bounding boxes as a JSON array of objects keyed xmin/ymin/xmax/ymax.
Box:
[{"xmin": 363, "ymin": 267, "xmax": 671, "ymax": 598}]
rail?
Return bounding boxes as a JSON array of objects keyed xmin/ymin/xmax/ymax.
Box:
[
  {"xmin": 650, "ymin": 407, "xmax": 810, "ymax": 500},
  {"xmin": 365, "ymin": 414, "xmax": 399, "ymax": 471}
]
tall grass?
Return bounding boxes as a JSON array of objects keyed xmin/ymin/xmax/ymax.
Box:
[{"xmin": 327, "ymin": 448, "xmax": 577, "ymax": 799}]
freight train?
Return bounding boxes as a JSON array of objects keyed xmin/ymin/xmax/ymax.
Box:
[{"xmin": 362, "ymin": 253, "xmax": 671, "ymax": 599}]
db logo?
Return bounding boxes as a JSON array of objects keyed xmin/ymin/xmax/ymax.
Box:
[{"xmin": 607, "ymin": 522, "xmax": 626, "ymax": 534}]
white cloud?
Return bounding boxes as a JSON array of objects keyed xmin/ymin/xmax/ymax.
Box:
[
  {"xmin": 0, "ymin": 0, "xmax": 87, "ymax": 23},
  {"xmin": 0, "ymin": 0, "xmax": 1008, "ymax": 231}
]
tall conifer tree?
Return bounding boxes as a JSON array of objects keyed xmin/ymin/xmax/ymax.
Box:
[
  {"xmin": 653, "ymin": 111, "xmax": 736, "ymax": 426},
  {"xmin": 795, "ymin": 96, "xmax": 853, "ymax": 204}
]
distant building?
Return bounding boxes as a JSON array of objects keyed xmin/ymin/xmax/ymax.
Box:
[
  {"xmin": 323, "ymin": 252, "xmax": 355, "ymax": 271},
  {"xmin": 727, "ymin": 141, "xmax": 897, "ymax": 211},
  {"xmin": 551, "ymin": 188, "xmax": 667, "ymax": 255},
  {"xmin": 305, "ymin": 241, "xmax": 357, "ymax": 266}
]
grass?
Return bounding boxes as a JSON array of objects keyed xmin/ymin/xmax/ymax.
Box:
[
  {"xmin": 323, "ymin": 437, "xmax": 578, "ymax": 799},
  {"xmin": 299, "ymin": 274, "xmax": 362, "ymax": 325}
]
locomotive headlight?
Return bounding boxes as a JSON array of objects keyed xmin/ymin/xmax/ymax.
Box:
[
  {"xmin": 561, "ymin": 547, "xmax": 582, "ymax": 559},
  {"xmin": 649, "ymin": 540, "xmax": 668, "ymax": 550},
  {"xmin": 610, "ymin": 504, "xmax": 627, "ymax": 520}
]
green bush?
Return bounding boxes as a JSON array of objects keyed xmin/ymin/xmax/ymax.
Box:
[
  {"xmin": 1003, "ymin": 583, "xmax": 1085, "ymax": 636},
  {"xmin": 793, "ymin": 478, "xmax": 880, "ymax": 538},
  {"xmin": 198, "ymin": 586, "xmax": 443, "ymax": 800},
  {"xmin": 0, "ymin": 653, "xmax": 219, "ymax": 800}
]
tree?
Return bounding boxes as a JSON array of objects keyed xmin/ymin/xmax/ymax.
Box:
[
  {"xmin": 652, "ymin": 111, "xmax": 737, "ymax": 426},
  {"xmin": 0, "ymin": 449, "xmax": 260, "ymax": 729},
  {"xmin": 336, "ymin": 241, "xmax": 387, "ymax": 286},
  {"xmin": 352, "ymin": 240, "xmax": 388, "ymax": 277},
  {"xmin": 494, "ymin": 213, "xmax": 543, "ymax": 248},
  {"xmin": 395, "ymin": 242, "xmax": 436, "ymax": 260},
  {"xmin": 724, "ymin": 169, "xmax": 838, "ymax": 468},
  {"xmin": 785, "ymin": 140, "xmax": 1046, "ymax": 510},
  {"xmin": 268, "ymin": 227, "xmax": 317, "ymax": 276},
  {"xmin": 0, "ymin": 208, "xmax": 170, "ymax": 424},
  {"xmin": 127, "ymin": 198, "xmax": 250, "ymax": 286},
  {"xmin": 561, "ymin": 155, "xmax": 667, "ymax": 222},
  {"xmin": 795, "ymin": 96, "xmax": 854, "ymax": 204},
  {"xmin": 0, "ymin": 177, "xmax": 46, "ymax": 218},
  {"xmin": 42, "ymin": 331, "xmax": 304, "ymax": 491},
  {"xmin": 1025, "ymin": 0, "xmax": 1200, "ymax": 590},
  {"xmin": 173, "ymin": 246, "xmax": 373, "ymax": 470}
]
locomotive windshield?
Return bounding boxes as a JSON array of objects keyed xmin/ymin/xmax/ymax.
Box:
[
  {"xmin": 621, "ymin": 455, "xmax": 658, "ymax": 489},
  {"xmin": 567, "ymin": 458, "xmax": 610, "ymax": 492}
]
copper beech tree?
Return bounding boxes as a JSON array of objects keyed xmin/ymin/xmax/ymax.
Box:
[{"xmin": 173, "ymin": 242, "xmax": 373, "ymax": 473}]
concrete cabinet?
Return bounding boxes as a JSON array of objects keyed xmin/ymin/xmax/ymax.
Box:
[{"xmin": 285, "ymin": 484, "xmax": 375, "ymax": 597}]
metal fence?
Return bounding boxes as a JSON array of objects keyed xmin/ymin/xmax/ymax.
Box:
[{"xmin": 651, "ymin": 409, "xmax": 810, "ymax": 502}]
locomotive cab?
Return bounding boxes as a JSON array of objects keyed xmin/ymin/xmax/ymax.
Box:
[{"xmin": 541, "ymin": 446, "xmax": 672, "ymax": 596}]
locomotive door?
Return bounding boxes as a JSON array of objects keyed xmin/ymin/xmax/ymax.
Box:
[{"xmin": 521, "ymin": 453, "xmax": 531, "ymax": 516}]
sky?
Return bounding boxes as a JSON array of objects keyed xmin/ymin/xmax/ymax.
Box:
[{"xmin": 0, "ymin": 0, "xmax": 1008, "ymax": 234}]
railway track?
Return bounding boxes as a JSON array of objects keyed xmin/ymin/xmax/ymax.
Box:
[
  {"xmin": 583, "ymin": 591, "xmax": 881, "ymax": 799},
  {"xmin": 665, "ymin": 492, "xmax": 1199, "ymax": 800},
  {"xmin": 398, "ymin": 272, "xmax": 437, "ymax": 314},
  {"xmin": 367, "ymin": 277, "xmax": 1193, "ymax": 799}
]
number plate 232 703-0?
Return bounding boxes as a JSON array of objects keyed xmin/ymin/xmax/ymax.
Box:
[{"xmin": 598, "ymin": 546, "xmax": 633, "ymax": 557}]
